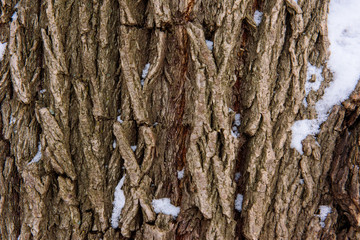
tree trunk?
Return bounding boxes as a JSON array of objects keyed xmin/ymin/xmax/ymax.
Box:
[{"xmin": 0, "ymin": 0, "xmax": 359, "ymax": 239}]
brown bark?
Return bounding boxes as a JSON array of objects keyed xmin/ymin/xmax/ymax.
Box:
[{"xmin": 0, "ymin": 0, "xmax": 359, "ymax": 239}]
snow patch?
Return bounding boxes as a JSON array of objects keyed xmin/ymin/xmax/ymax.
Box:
[
  {"xmin": 28, "ymin": 143, "xmax": 41, "ymax": 165},
  {"xmin": 317, "ymin": 0, "xmax": 360, "ymax": 120},
  {"xmin": 291, "ymin": 0, "xmax": 360, "ymax": 154},
  {"xmin": 9, "ymin": 113, "xmax": 16, "ymax": 125},
  {"xmin": 235, "ymin": 194, "xmax": 244, "ymax": 212},
  {"xmin": 303, "ymin": 63, "xmax": 324, "ymax": 107},
  {"xmin": 231, "ymin": 113, "xmax": 241, "ymax": 138},
  {"xmin": 111, "ymin": 175, "xmax": 126, "ymax": 229},
  {"xmin": 291, "ymin": 119, "xmax": 318, "ymax": 154},
  {"xmin": 11, "ymin": 3, "xmax": 18, "ymax": 22},
  {"xmin": 206, "ymin": 40, "xmax": 213, "ymax": 51},
  {"xmin": 131, "ymin": 145, "xmax": 137, "ymax": 152},
  {"xmin": 113, "ymin": 140, "xmax": 116, "ymax": 149},
  {"xmin": 152, "ymin": 198, "xmax": 180, "ymax": 218},
  {"xmin": 254, "ymin": 10, "xmax": 263, "ymax": 26},
  {"xmin": 234, "ymin": 113, "xmax": 241, "ymax": 127},
  {"xmin": 142, "ymin": 63, "xmax": 150, "ymax": 79},
  {"xmin": 316, "ymin": 205, "xmax": 331, "ymax": 228},
  {"xmin": 299, "ymin": 179, "xmax": 304, "ymax": 185},
  {"xmin": 177, "ymin": 169, "xmax": 184, "ymax": 180},
  {"xmin": 117, "ymin": 115, "xmax": 123, "ymax": 123},
  {"xmin": 231, "ymin": 127, "xmax": 239, "ymax": 138},
  {"xmin": 235, "ymin": 172, "xmax": 241, "ymax": 182},
  {"xmin": 302, "ymin": 97, "xmax": 308, "ymax": 107},
  {"xmin": 141, "ymin": 63, "xmax": 150, "ymax": 86},
  {"xmin": 39, "ymin": 89, "xmax": 46, "ymax": 94},
  {"xmin": 12, "ymin": 12, "xmax": 17, "ymax": 22},
  {"xmin": 305, "ymin": 63, "xmax": 324, "ymax": 95},
  {"xmin": 0, "ymin": 42, "xmax": 7, "ymax": 61}
]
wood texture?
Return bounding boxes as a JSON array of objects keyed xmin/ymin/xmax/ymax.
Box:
[{"xmin": 0, "ymin": 0, "xmax": 359, "ymax": 239}]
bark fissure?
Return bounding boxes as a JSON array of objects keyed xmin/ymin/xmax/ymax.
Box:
[{"xmin": 0, "ymin": 0, "xmax": 360, "ymax": 239}]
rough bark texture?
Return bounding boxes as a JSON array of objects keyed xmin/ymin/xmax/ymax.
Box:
[{"xmin": 0, "ymin": 0, "xmax": 359, "ymax": 239}]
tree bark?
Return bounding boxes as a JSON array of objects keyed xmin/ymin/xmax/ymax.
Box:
[{"xmin": 0, "ymin": 0, "xmax": 359, "ymax": 239}]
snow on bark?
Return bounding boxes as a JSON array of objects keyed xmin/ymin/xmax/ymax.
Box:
[
  {"xmin": 235, "ymin": 194, "xmax": 243, "ymax": 212},
  {"xmin": 0, "ymin": 43, "xmax": 7, "ymax": 61},
  {"xmin": 291, "ymin": 0, "xmax": 360, "ymax": 154},
  {"xmin": 111, "ymin": 175, "xmax": 126, "ymax": 229},
  {"xmin": 205, "ymin": 40, "xmax": 213, "ymax": 51},
  {"xmin": 28, "ymin": 143, "xmax": 41, "ymax": 164},
  {"xmin": 177, "ymin": 169, "xmax": 184, "ymax": 180},
  {"xmin": 152, "ymin": 198, "xmax": 180, "ymax": 218},
  {"xmin": 316, "ymin": 205, "xmax": 331, "ymax": 228},
  {"xmin": 253, "ymin": 11, "xmax": 263, "ymax": 26},
  {"xmin": 2, "ymin": 0, "xmax": 359, "ymax": 239}
]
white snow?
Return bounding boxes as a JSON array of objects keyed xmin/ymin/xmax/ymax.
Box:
[
  {"xmin": 316, "ymin": 205, "xmax": 331, "ymax": 228},
  {"xmin": 140, "ymin": 63, "xmax": 150, "ymax": 86},
  {"xmin": 142, "ymin": 63, "xmax": 150, "ymax": 78},
  {"xmin": 291, "ymin": 119, "xmax": 318, "ymax": 154},
  {"xmin": 305, "ymin": 63, "xmax": 324, "ymax": 95},
  {"xmin": 235, "ymin": 194, "xmax": 244, "ymax": 212},
  {"xmin": 231, "ymin": 127, "xmax": 239, "ymax": 138},
  {"xmin": 9, "ymin": 113, "xmax": 15, "ymax": 124},
  {"xmin": 291, "ymin": 0, "xmax": 360, "ymax": 154},
  {"xmin": 235, "ymin": 172, "xmax": 241, "ymax": 182},
  {"xmin": 254, "ymin": 10, "xmax": 263, "ymax": 26},
  {"xmin": 231, "ymin": 113, "xmax": 241, "ymax": 138},
  {"xmin": 234, "ymin": 113, "xmax": 241, "ymax": 126},
  {"xmin": 111, "ymin": 175, "xmax": 126, "ymax": 229},
  {"xmin": 317, "ymin": 0, "xmax": 360, "ymax": 120},
  {"xmin": 0, "ymin": 42, "xmax": 7, "ymax": 61},
  {"xmin": 206, "ymin": 40, "xmax": 213, "ymax": 51},
  {"xmin": 302, "ymin": 97, "xmax": 308, "ymax": 107},
  {"xmin": 39, "ymin": 89, "xmax": 46, "ymax": 94},
  {"xmin": 12, "ymin": 12, "xmax": 17, "ymax": 22},
  {"xmin": 28, "ymin": 143, "xmax": 41, "ymax": 165},
  {"xmin": 152, "ymin": 198, "xmax": 180, "ymax": 218},
  {"xmin": 177, "ymin": 169, "xmax": 184, "ymax": 179},
  {"xmin": 142, "ymin": 63, "xmax": 150, "ymax": 79},
  {"xmin": 117, "ymin": 115, "xmax": 123, "ymax": 123},
  {"xmin": 303, "ymin": 63, "xmax": 324, "ymax": 107},
  {"xmin": 113, "ymin": 140, "xmax": 116, "ymax": 149},
  {"xmin": 131, "ymin": 145, "xmax": 137, "ymax": 152},
  {"xmin": 11, "ymin": 3, "xmax": 18, "ymax": 22},
  {"xmin": 299, "ymin": 179, "xmax": 304, "ymax": 185}
]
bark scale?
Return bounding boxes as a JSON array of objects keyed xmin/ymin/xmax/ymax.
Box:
[{"xmin": 0, "ymin": 0, "xmax": 359, "ymax": 239}]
